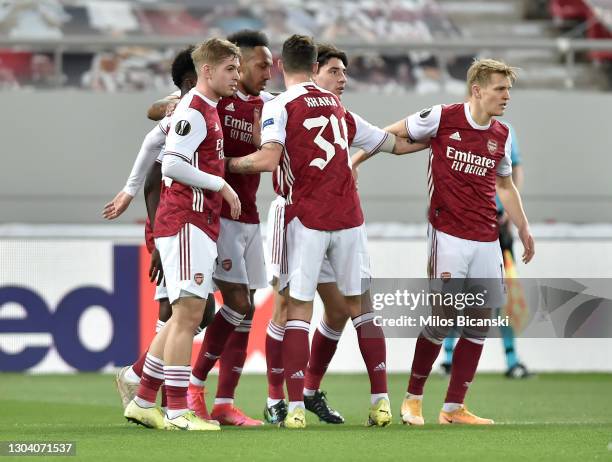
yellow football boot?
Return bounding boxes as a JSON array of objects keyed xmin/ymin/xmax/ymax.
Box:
[
  {"xmin": 279, "ymin": 407, "xmax": 306, "ymax": 429},
  {"xmin": 124, "ymin": 400, "xmax": 165, "ymax": 429},
  {"xmin": 164, "ymin": 410, "xmax": 221, "ymax": 431},
  {"xmin": 366, "ymin": 398, "xmax": 392, "ymax": 427}
]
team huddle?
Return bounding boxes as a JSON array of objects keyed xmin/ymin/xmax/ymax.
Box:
[{"xmin": 103, "ymin": 30, "xmax": 534, "ymax": 431}]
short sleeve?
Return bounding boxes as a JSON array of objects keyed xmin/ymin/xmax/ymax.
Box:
[
  {"xmin": 406, "ymin": 105, "xmax": 442, "ymax": 141},
  {"xmin": 260, "ymin": 98, "xmax": 287, "ymax": 147},
  {"xmin": 158, "ymin": 114, "xmax": 171, "ymax": 135},
  {"xmin": 348, "ymin": 111, "xmax": 388, "ymax": 153},
  {"xmin": 497, "ymin": 131, "xmax": 513, "ymax": 177},
  {"xmin": 163, "ymin": 107, "xmax": 206, "ymax": 163}
]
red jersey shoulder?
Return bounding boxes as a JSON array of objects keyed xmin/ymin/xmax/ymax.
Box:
[
  {"xmin": 189, "ymin": 94, "xmax": 219, "ymax": 120},
  {"xmin": 439, "ymin": 103, "xmax": 467, "ymax": 125},
  {"xmin": 345, "ymin": 110, "xmax": 356, "ymax": 144},
  {"xmin": 489, "ymin": 119, "xmax": 510, "ymax": 138},
  {"xmin": 219, "ymin": 93, "xmax": 264, "ymax": 111}
]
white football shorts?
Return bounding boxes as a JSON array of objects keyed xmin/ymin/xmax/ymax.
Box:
[
  {"xmin": 282, "ymin": 217, "xmax": 371, "ymax": 301},
  {"xmin": 266, "ymin": 197, "xmax": 338, "ymax": 287},
  {"xmin": 155, "ymin": 223, "xmax": 217, "ymax": 304},
  {"xmin": 213, "ymin": 217, "xmax": 267, "ymax": 289},
  {"xmin": 427, "ymin": 224, "xmax": 506, "ymax": 308}
]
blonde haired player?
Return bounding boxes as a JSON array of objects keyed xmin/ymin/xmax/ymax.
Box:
[
  {"xmin": 123, "ymin": 38, "xmax": 241, "ymax": 431},
  {"xmin": 357, "ymin": 58, "xmax": 534, "ymax": 425}
]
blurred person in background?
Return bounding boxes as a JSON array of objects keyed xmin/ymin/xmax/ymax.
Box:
[
  {"xmin": 81, "ymin": 52, "xmax": 123, "ymax": 92},
  {"xmin": 28, "ymin": 54, "xmax": 62, "ymax": 88}
]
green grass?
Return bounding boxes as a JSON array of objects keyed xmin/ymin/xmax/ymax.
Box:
[{"xmin": 1, "ymin": 373, "xmax": 611, "ymax": 461}]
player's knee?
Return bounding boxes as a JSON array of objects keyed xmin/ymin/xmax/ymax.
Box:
[
  {"xmin": 423, "ymin": 325, "xmax": 452, "ymax": 343},
  {"xmin": 227, "ymin": 296, "xmax": 251, "ymax": 315},
  {"xmin": 463, "ymin": 326, "xmax": 489, "ymax": 341},
  {"xmin": 157, "ymin": 299, "xmax": 172, "ymax": 322},
  {"xmin": 174, "ymin": 299, "xmax": 206, "ymax": 330},
  {"xmin": 200, "ymin": 295, "xmax": 216, "ymax": 329},
  {"xmin": 344, "ymin": 295, "xmax": 366, "ymax": 319},
  {"xmin": 272, "ymin": 293, "xmax": 288, "ymax": 325},
  {"xmin": 244, "ymin": 304, "xmax": 255, "ymax": 321},
  {"xmin": 219, "ymin": 286, "xmax": 251, "ymax": 315},
  {"xmin": 323, "ymin": 309, "xmax": 349, "ymax": 332}
]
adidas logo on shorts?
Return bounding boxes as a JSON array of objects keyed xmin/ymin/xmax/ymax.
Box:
[
  {"xmin": 291, "ymin": 370, "xmax": 305, "ymax": 379},
  {"xmin": 374, "ymin": 362, "xmax": 386, "ymax": 371}
]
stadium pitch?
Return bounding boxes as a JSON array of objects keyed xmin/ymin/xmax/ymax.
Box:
[{"xmin": 2, "ymin": 373, "xmax": 611, "ymax": 461}]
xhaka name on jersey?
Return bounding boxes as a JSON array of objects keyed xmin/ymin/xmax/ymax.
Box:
[
  {"xmin": 224, "ymin": 114, "xmax": 254, "ymax": 144},
  {"xmin": 446, "ymin": 145, "xmax": 496, "ymax": 177},
  {"xmin": 304, "ymin": 96, "xmax": 338, "ymax": 108}
]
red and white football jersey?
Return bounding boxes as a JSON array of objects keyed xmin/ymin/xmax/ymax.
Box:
[
  {"xmin": 406, "ymin": 103, "xmax": 512, "ymax": 242},
  {"xmin": 217, "ymin": 90, "xmax": 273, "ymax": 224},
  {"xmin": 263, "ymin": 82, "xmax": 387, "ymax": 231},
  {"xmin": 154, "ymin": 88, "xmax": 225, "ymax": 241}
]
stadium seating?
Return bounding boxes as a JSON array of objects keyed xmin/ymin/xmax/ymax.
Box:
[{"xmin": 0, "ymin": 0, "xmax": 611, "ymax": 90}]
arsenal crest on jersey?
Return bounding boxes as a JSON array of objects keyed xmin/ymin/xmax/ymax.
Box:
[
  {"xmin": 222, "ymin": 259, "xmax": 232, "ymax": 271},
  {"xmin": 194, "ymin": 273, "xmax": 204, "ymax": 285},
  {"xmin": 487, "ymin": 139, "xmax": 498, "ymax": 154}
]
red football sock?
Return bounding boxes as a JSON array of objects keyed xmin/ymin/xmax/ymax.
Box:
[
  {"xmin": 131, "ymin": 350, "xmax": 147, "ymax": 378},
  {"xmin": 164, "ymin": 365, "xmax": 190, "ymax": 412},
  {"xmin": 445, "ymin": 337, "xmax": 484, "ymax": 404},
  {"xmin": 136, "ymin": 353, "xmax": 164, "ymax": 404},
  {"xmin": 282, "ymin": 320, "xmax": 310, "ymax": 402},
  {"xmin": 305, "ymin": 321, "xmax": 341, "ymax": 391},
  {"xmin": 266, "ymin": 321, "xmax": 285, "ymax": 400},
  {"xmin": 191, "ymin": 305, "xmax": 245, "ymax": 383},
  {"xmin": 353, "ymin": 313, "xmax": 388, "ymax": 394},
  {"xmin": 407, "ymin": 335, "xmax": 443, "ymax": 395},
  {"xmin": 161, "ymin": 384, "xmax": 167, "ymax": 408},
  {"xmin": 216, "ymin": 320, "xmax": 251, "ymax": 400}
]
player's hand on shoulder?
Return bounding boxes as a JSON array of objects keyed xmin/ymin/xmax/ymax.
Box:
[
  {"xmin": 518, "ymin": 225, "xmax": 535, "ymax": 264},
  {"xmin": 102, "ymin": 191, "xmax": 133, "ymax": 220},
  {"xmin": 165, "ymin": 100, "xmax": 178, "ymax": 118},
  {"xmin": 220, "ymin": 181, "xmax": 241, "ymax": 220}
]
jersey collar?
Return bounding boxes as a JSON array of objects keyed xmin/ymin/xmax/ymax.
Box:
[
  {"xmin": 192, "ymin": 88, "xmax": 219, "ymax": 108},
  {"xmin": 235, "ymin": 89, "xmax": 250, "ymax": 101},
  {"xmin": 464, "ymin": 102, "xmax": 491, "ymax": 130}
]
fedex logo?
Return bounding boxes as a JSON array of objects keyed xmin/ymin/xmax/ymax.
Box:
[
  {"xmin": 0, "ymin": 242, "xmax": 273, "ymax": 373},
  {"xmin": 0, "ymin": 246, "xmax": 140, "ymax": 371}
]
